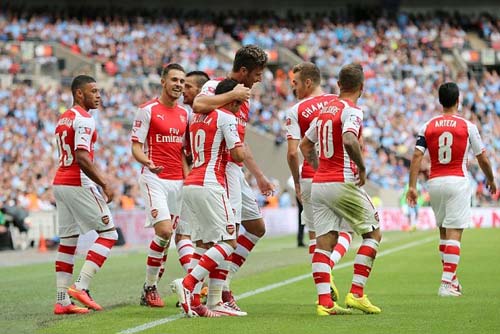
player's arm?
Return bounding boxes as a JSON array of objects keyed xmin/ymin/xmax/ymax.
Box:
[
  {"xmin": 469, "ymin": 123, "xmax": 497, "ymax": 194},
  {"xmin": 230, "ymin": 146, "xmax": 246, "ymax": 163},
  {"xmin": 181, "ymin": 150, "xmax": 191, "ymax": 178},
  {"xmin": 407, "ymin": 149, "xmax": 424, "ymax": 207},
  {"xmin": 243, "ymin": 143, "xmax": 275, "ymax": 196},
  {"xmin": 287, "ymin": 138, "xmax": 302, "ymax": 202},
  {"xmin": 75, "ymin": 150, "xmax": 113, "ymax": 203},
  {"xmin": 193, "ymin": 84, "xmax": 250, "ymax": 114},
  {"xmin": 476, "ymin": 152, "xmax": 497, "ymax": 194},
  {"xmin": 285, "ymin": 108, "xmax": 302, "ymax": 202},
  {"xmin": 343, "ymin": 132, "xmax": 366, "ymax": 186},
  {"xmin": 131, "ymin": 142, "xmax": 164, "ymax": 174},
  {"xmin": 299, "ymin": 137, "xmax": 318, "ymax": 171}
]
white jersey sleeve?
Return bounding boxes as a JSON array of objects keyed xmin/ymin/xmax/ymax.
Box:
[
  {"xmin": 73, "ymin": 115, "xmax": 95, "ymax": 152},
  {"xmin": 304, "ymin": 117, "xmax": 318, "ymax": 143},
  {"xmin": 285, "ymin": 105, "xmax": 300, "ymax": 140},
  {"xmin": 467, "ymin": 122, "xmax": 485, "ymax": 156},
  {"xmin": 197, "ymin": 79, "xmax": 220, "ymax": 97},
  {"xmin": 342, "ymin": 106, "xmax": 363, "ymax": 136},
  {"xmin": 415, "ymin": 122, "xmax": 429, "ymax": 153},
  {"xmin": 218, "ymin": 111, "xmax": 241, "ymax": 150},
  {"xmin": 131, "ymin": 107, "xmax": 151, "ymax": 143}
]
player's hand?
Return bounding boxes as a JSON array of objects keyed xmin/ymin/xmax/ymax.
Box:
[
  {"xmin": 406, "ymin": 187, "xmax": 418, "ymax": 207},
  {"xmin": 102, "ymin": 184, "xmax": 114, "ymax": 204},
  {"xmin": 294, "ymin": 182, "xmax": 302, "ymax": 204},
  {"xmin": 257, "ymin": 175, "xmax": 275, "ymax": 196},
  {"xmin": 486, "ymin": 179, "xmax": 497, "ymax": 195},
  {"xmin": 356, "ymin": 169, "xmax": 366, "ymax": 187},
  {"xmin": 145, "ymin": 160, "xmax": 164, "ymax": 174},
  {"xmin": 231, "ymin": 84, "xmax": 251, "ymax": 102}
]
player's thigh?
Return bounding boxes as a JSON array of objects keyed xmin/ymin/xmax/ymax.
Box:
[
  {"xmin": 58, "ymin": 186, "xmax": 114, "ymax": 234},
  {"xmin": 180, "ymin": 191, "xmax": 200, "ymax": 241},
  {"xmin": 312, "ymin": 183, "xmax": 342, "ymax": 237},
  {"xmin": 329, "ymin": 183, "xmax": 378, "ymax": 235},
  {"xmin": 53, "ymin": 186, "xmax": 78, "ymax": 237},
  {"xmin": 139, "ymin": 174, "xmax": 171, "ymax": 227},
  {"xmin": 434, "ymin": 178, "xmax": 471, "ymax": 229},
  {"xmin": 226, "ymin": 162, "xmax": 243, "ymax": 222},
  {"xmin": 300, "ymin": 178, "xmax": 314, "ymax": 232},
  {"xmin": 184, "ymin": 185, "xmax": 237, "ymax": 244},
  {"xmin": 240, "ymin": 173, "xmax": 263, "ymax": 222}
]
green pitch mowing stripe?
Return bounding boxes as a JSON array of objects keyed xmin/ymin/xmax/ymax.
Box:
[{"xmin": 117, "ymin": 236, "xmax": 436, "ymax": 334}]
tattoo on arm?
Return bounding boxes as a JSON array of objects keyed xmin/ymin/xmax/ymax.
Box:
[{"xmin": 306, "ymin": 148, "xmax": 319, "ymax": 170}]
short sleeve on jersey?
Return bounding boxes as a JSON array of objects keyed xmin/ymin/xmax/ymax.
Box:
[
  {"xmin": 468, "ymin": 123, "xmax": 485, "ymax": 156},
  {"xmin": 342, "ymin": 107, "xmax": 363, "ymax": 136},
  {"xmin": 219, "ymin": 112, "xmax": 241, "ymax": 150},
  {"xmin": 285, "ymin": 107, "xmax": 301, "ymax": 140},
  {"xmin": 74, "ymin": 116, "xmax": 95, "ymax": 151},
  {"xmin": 197, "ymin": 79, "xmax": 219, "ymax": 98},
  {"xmin": 304, "ymin": 117, "xmax": 318, "ymax": 143},
  {"xmin": 415, "ymin": 123, "xmax": 428, "ymax": 153},
  {"xmin": 131, "ymin": 107, "xmax": 151, "ymax": 143}
]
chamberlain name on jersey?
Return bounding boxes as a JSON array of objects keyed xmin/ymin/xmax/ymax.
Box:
[
  {"xmin": 286, "ymin": 94, "xmax": 338, "ymax": 178},
  {"xmin": 184, "ymin": 109, "xmax": 241, "ymax": 188},
  {"xmin": 53, "ymin": 106, "xmax": 97, "ymax": 187},
  {"xmin": 415, "ymin": 114, "xmax": 485, "ymax": 179},
  {"xmin": 305, "ymin": 98, "xmax": 363, "ymax": 183},
  {"xmin": 131, "ymin": 98, "xmax": 189, "ymax": 180}
]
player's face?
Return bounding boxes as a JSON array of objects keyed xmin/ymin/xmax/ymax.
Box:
[
  {"xmin": 291, "ymin": 72, "xmax": 308, "ymax": 100},
  {"xmin": 162, "ymin": 69, "xmax": 186, "ymax": 101},
  {"xmin": 242, "ymin": 67, "xmax": 264, "ymax": 88},
  {"xmin": 81, "ymin": 82, "xmax": 101, "ymax": 110},
  {"xmin": 183, "ymin": 76, "xmax": 200, "ymax": 107}
]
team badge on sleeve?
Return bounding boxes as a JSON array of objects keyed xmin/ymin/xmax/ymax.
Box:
[
  {"xmin": 134, "ymin": 120, "xmax": 142, "ymax": 128},
  {"xmin": 349, "ymin": 114, "xmax": 362, "ymax": 128},
  {"xmin": 78, "ymin": 127, "xmax": 92, "ymax": 135}
]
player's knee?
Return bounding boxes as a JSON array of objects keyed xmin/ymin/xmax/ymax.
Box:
[
  {"xmin": 226, "ymin": 239, "xmax": 238, "ymax": 249},
  {"xmin": 243, "ymin": 218, "xmax": 266, "ymax": 238},
  {"xmin": 156, "ymin": 226, "xmax": 173, "ymax": 240},
  {"xmin": 99, "ymin": 229, "xmax": 118, "ymax": 241}
]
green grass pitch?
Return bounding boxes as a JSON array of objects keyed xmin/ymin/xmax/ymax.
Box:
[{"xmin": 1, "ymin": 229, "xmax": 499, "ymax": 334}]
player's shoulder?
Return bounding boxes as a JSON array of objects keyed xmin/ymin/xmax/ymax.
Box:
[
  {"xmin": 340, "ymin": 98, "xmax": 361, "ymax": 111},
  {"xmin": 139, "ymin": 98, "xmax": 159, "ymax": 110},
  {"xmin": 215, "ymin": 108, "xmax": 237, "ymax": 122},
  {"xmin": 69, "ymin": 106, "xmax": 92, "ymax": 119}
]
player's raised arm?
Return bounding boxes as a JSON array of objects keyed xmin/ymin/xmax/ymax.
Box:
[{"xmin": 193, "ymin": 84, "xmax": 250, "ymax": 114}]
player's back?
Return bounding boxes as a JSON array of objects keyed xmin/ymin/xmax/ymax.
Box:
[
  {"xmin": 53, "ymin": 106, "xmax": 97, "ymax": 187},
  {"xmin": 287, "ymin": 93, "xmax": 337, "ymax": 178},
  {"xmin": 313, "ymin": 98, "xmax": 363, "ymax": 183},
  {"xmin": 422, "ymin": 114, "xmax": 473, "ymax": 179},
  {"xmin": 185, "ymin": 109, "xmax": 238, "ymax": 187}
]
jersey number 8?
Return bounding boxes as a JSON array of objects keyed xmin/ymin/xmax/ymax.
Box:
[{"xmin": 438, "ymin": 131, "xmax": 453, "ymax": 164}]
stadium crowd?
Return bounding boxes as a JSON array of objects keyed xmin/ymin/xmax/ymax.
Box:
[{"xmin": 1, "ymin": 10, "xmax": 499, "ymax": 215}]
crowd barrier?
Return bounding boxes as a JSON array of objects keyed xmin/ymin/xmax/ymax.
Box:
[{"xmin": 22, "ymin": 207, "xmax": 500, "ymax": 253}]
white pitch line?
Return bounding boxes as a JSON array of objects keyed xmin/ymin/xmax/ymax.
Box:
[{"xmin": 118, "ymin": 235, "xmax": 436, "ymax": 334}]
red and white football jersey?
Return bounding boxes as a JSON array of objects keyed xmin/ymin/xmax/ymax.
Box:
[
  {"xmin": 305, "ymin": 98, "xmax": 363, "ymax": 183},
  {"xmin": 197, "ymin": 78, "xmax": 249, "ymax": 165},
  {"xmin": 131, "ymin": 98, "xmax": 189, "ymax": 180},
  {"xmin": 184, "ymin": 109, "xmax": 242, "ymax": 187},
  {"xmin": 286, "ymin": 93, "xmax": 338, "ymax": 179},
  {"xmin": 415, "ymin": 114, "xmax": 485, "ymax": 179},
  {"xmin": 53, "ymin": 106, "xmax": 97, "ymax": 187}
]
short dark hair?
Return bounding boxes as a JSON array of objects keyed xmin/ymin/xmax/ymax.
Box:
[
  {"xmin": 186, "ymin": 71, "xmax": 210, "ymax": 88},
  {"xmin": 292, "ymin": 62, "xmax": 321, "ymax": 86},
  {"xmin": 338, "ymin": 63, "xmax": 364, "ymax": 92},
  {"xmin": 71, "ymin": 75, "xmax": 96, "ymax": 95},
  {"xmin": 438, "ymin": 82, "xmax": 459, "ymax": 108},
  {"xmin": 161, "ymin": 63, "xmax": 185, "ymax": 78},
  {"xmin": 232, "ymin": 45, "xmax": 268, "ymax": 72},
  {"xmin": 215, "ymin": 79, "xmax": 239, "ymax": 95}
]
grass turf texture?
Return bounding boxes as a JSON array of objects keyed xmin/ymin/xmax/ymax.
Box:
[{"xmin": 1, "ymin": 229, "xmax": 499, "ymax": 334}]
